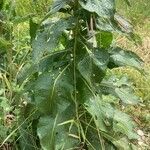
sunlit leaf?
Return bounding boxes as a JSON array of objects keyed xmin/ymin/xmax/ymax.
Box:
[
  {"xmin": 79, "ymin": 0, "xmax": 115, "ymax": 18},
  {"xmin": 108, "ymin": 47, "xmax": 144, "ymax": 71},
  {"xmin": 78, "ymin": 48, "xmax": 109, "ymax": 84},
  {"xmin": 32, "ymin": 18, "xmax": 74, "ymax": 62},
  {"xmin": 100, "ymin": 76, "xmax": 139, "ymax": 104},
  {"xmin": 50, "ymin": 0, "xmax": 68, "ymax": 14}
]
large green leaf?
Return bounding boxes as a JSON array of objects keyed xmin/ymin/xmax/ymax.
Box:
[
  {"xmin": 37, "ymin": 103, "xmax": 79, "ymax": 150},
  {"xmin": 55, "ymin": 105, "xmax": 79, "ymax": 149},
  {"xmin": 86, "ymin": 125, "xmax": 105, "ymax": 150},
  {"xmin": 113, "ymin": 110, "xmax": 139, "ymax": 139},
  {"xmin": 79, "ymin": 0, "xmax": 115, "ymax": 18},
  {"xmin": 115, "ymin": 87, "xmax": 139, "ymax": 105},
  {"xmin": 38, "ymin": 50, "xmax": 69, "ymax": 72},
  {"xmin": 76, "ymin": 77, "xmax": 94, "ymax": 104},
  {"xmin": 50, "ymin": 0, "xmax": 68, "ymax": 14},
  {"xmin": 17, "ymin": 63, "xmax": 39, "ymax": 84},
  {"xmin": 17, "ymin": 50, "xmax": 69, "ymax": 84},
  {"xmin": 37, "ymin": 116, "xmax": 56, "ymax": 150},
  {"xmin": 108, "ymin": 47, "xmax": 143, "ymax": 71},
  {"xmin": 96, "ymin": 17, "xmax": 121, "ymax": 32},
  {"xmin": 100, "ymin": 76, "xmax": 139, "ymax": 105},
  {"xmin": 84, "ymin": 95, "xmax": 138, "ymax": 140},
  {"xmin": 84, "ymin": 95, "xmax": 112, "ymax": 132},
  {"xmin": 29, "ymin": 65, "xmax": 74, "ymax": 115},
  {"xmin": 78, "ymin": 48, "xmax": 109, "ymax": 84},
  {"xmin": 32, "ymin": 71, "xmax": 57, "ymax": 114},
  {"xmin": 112, "ymin": 137, "xmax": 133, "ymax": 150},
  {"xmin": 96, "ymin": 31, "xmax": 113, "ymax": 48},
  {"xmin": 96, "ymin": 14, "xmax": 133, "ymax": 33},
  {"xmin": 32, "ymin": 18, "xmax": 74, "ymax": 62}
]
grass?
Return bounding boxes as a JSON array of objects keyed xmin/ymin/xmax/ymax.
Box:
[
  {"xmin": 114, "ymin": 0, "xmax": 150, "ymax": 148},
  {"xmin": 116, "ymin": 0, "xmax": 150, "ymax": 25}
]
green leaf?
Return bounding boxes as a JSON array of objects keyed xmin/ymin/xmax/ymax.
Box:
[
  {"xmin": 17, "ymin": 63, "xmax": 39, "ymax": 84},
  {"xmin": 84, "ymin": 95, "xmax": 110, "ymax": 132},
  {"xmin": 108, "ymin": 47, "xmax": 143, "ymax": 71},
  {"xmin": 38, "ymin": 50, "xmax": 69, "ymax": 72},
  {"xmin": 17, "ymin": 50, "xmax": 69, "ymax": 84},
  {"xmin": 76, "ymin": 77, "xmax": 94, "ymax": 104},
  {"xmin": 96, "ymin": 17, "xmax": 119, "ymax": 32},
  {"xmin": 55, "ymin": 105, "xmax": 79, "ymax": 149},
  {"xmin": 113, "ymin": 111, "xmax": 139, "ymax": 139},
  {"xmin": 32, "ymin": 18, "xmax": 74, "ymax": 62},
  {"xmin": 96, "ymin": 31, "xmax": 113, "ymax": 48},
  {"xmin": 78, "ymin": 48, "xmax": 109, "ymax": 84},
  {"xmin": 86, "ymin": 125, "xmax": 104, "ymax": 149},
  {"xmin": 100, "ymin": 76, "xmax": 139, "ymax": 105},
  {"xmin": 115, "ymin": 87, "xmax": 139, "ymax": 105},
  {"xmin": 96, "ymin": 14, "xmax": 133, "ymax": 34},
  {"xmin": 32, "ymin": 71, "xmax": 58, "ymax": 114},
  {"xmin": 37, "ymin": 103, "xmax": 79, "ymax": 150},
  {"xmin": 112, "ymin": 137, "xmax": 132, "ymax": 150},
  {"xmin": 30, "ymin": 65, "xmax": 73, "ymax": 115},
  {"xmin": 50, "ymin": 0, "xmax": 68, "ymax": 14},
  {"xmin": 37, "ymin": 116, "xmax": 56, "ymax": 150},
  {"xmin": 84, "ymin": 95, "xmax": 138, "ymax": 139},
  {"xmin": 79, "ymin": 0, "xmax": 115, "ymax": 18}
]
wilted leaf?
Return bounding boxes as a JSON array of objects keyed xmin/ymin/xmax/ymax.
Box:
[{"xmin": 114, "ymin": 14, "xmax": 133, "ymax": 33}]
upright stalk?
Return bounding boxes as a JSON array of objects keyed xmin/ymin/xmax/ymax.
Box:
[{"xmin": 73, "ymin": 0, "xmax": 80, "ymax": 138}]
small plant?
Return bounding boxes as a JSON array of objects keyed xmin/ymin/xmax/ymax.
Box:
[{"xmin": 1, "ymin": 0, "xmax": 145, "ymax": 149}]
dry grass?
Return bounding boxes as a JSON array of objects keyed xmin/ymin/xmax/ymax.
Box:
[
  {"xmin": 114, "ymin": 19, "xmax": 150, "ymax": 149},
  {"xmin": 116, "ymin": 20, "xmax": 150, "ymax": 65}
]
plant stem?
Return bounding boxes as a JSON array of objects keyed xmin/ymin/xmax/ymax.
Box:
[{"xmin": 73, "ymin": 1, "xmax": 80, "ymax": 138}]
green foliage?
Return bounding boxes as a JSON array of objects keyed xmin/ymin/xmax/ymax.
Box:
[
  {"xmin": 15, "ymin": 0, "xmax": 144, "ymax": 149},
  {"xmin": 0, "ymin": 0, "xmax": 146, "ymax": 149}
]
